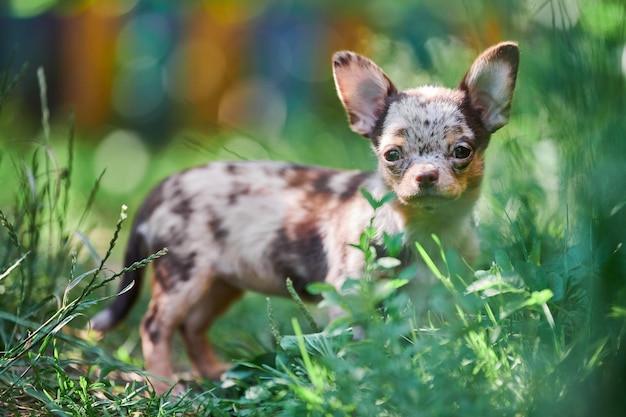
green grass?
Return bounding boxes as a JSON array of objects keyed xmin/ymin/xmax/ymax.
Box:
[{"xmin": 2, "ymin": 6, "xmax": 626, "ymax": 415}]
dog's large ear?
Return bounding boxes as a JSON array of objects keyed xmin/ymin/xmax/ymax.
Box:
[
  {"xmin": 459, "ymin": 42, "xmax": 519, "ymax": 133},
  {"xmin": 333, "ymin": 51, "xmax": 397, "ymax": 138}
]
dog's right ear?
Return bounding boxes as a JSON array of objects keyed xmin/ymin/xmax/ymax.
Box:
[{"xmin": 333, "ymin": 52, "xmax": 397, "ymax": 138}]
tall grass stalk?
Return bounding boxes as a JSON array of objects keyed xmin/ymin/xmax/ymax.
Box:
[{"xmin": 0, "ymin": 65, "xmax": 179, "ymax": 415}]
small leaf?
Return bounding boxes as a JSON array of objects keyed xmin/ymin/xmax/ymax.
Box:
[
  {"xmin": 359, "ymin": 232, "xmax": 370, "ymax": 252},
  {"xmin": 466, "ymin": 274, "xmax": 501, "ymax": 294},
  {"xmin": 376, "ymin": 257, "xmax": 401, "ymax": 269},
  {"xmin": 306, "ymin": 282, "xmax": 336, "ymax": 295},
  {"xmin": 372, "ymin": 280, "xmax": 404, "ymax": 301},
  {"xmin": 494, "ymin": 250, "xmax": 514, "ymax": 271},
  {"xmin": 382, "ymin": 231, "xmax": 404, "ymax": 257},
  {"xmin": 379, "ymin": 191, "xmax": 396, "ymax": 205},
  {"xmin": 608, "ymin": 306, "xmax": 626, "ymax": 318},
  {"xmin": 51, "ymin": 313, "xmax": 79, "ymax": 334},
  {"xmin": 342, "ymin": 278, "xmax": 361, "ymax": 292},
  {"xmin": 528, "ymin": 289, "xmax": 554, "ymax": 305},
  {"xmin": 499, "ymin": 289, "xmax": 554, "ymax": 319},
  {"xmin": 359, "ymin": 188, "xmax": 394, "ymax": 209},
  {"xmin": 279, "ymin": 328, "xmax": 352, "ymax": 356},
  {"xmin": 360, "ymin": 188, "xmax": 378, "ymax": 209},
  {"xmin": 317, "ymin": 289, "xmax": 343, "ymax": 308},
  {"xmin": 63, "ymin": 267, "xmax": 98, "ymax": 304},
  {"xmin": 79, "ymin": 376, "xmax": 88, "ymax": 392},
  {"xmin": 366, "ymin": 245, "xmax": 377, "ymax": 262},
  {"xmin": 388, "ymin": 278, "xmax": 409, "ymax": 289}
]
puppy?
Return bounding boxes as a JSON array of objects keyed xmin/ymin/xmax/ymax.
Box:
[{"xmin": 91, "ymin": 42, "xmax": 519, "ymax": 394}]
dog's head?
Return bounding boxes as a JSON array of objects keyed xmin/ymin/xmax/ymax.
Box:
[{"xmin": 333, "ymin": 43, "xmax": 519, "ymax": 212}]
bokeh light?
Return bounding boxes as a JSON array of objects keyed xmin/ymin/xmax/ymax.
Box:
[
  {"xmin": 112, "ymin": 58, "xmax": 165, "ymax": 119},
  {"xmin": 7, "ymin": 0, "xmax": 56, "ymax": 18},
  {"xmin": 218, "ymin": 78, "xmax": 286, "ymax": 138},
  {"xmin": 276, "ymin": 22, "xmax": 337, "ymax": 83},
  {"xmin": 115, "ymin": 12, "xmax": 174, "ymax": 64},
  {"xmin": 165, "ymin": 38, "xmax": 226, "ymax": 103},
  {"xmin": 91, "ymin": 0, "xmax": 140, "ymax": 17},
  {"xmin": 111, "ymin": 12, "xmax": 174, "ymax": 121},
  {"xmin": 94, "ymin": 129, "xmax": 149, "ymax": 194}
]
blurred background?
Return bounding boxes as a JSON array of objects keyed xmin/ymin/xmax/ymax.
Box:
[
  {"xmin": 1, "ymin": 0, "xmax": 561, "ymax": 236},
  {"xmin": 3, "ymin": 0, "xmax": 624, "ymax": 252},
  {"xmin": 2, "ymin": 0, "xmax": 611, "ymax": 207},
  {"xmin": 1, "ymin": 0, "xmax": 625, "ymax": 414},
  {"xmin": 0, "ymin": 0, "xmax": 528, "ymax": 139}
]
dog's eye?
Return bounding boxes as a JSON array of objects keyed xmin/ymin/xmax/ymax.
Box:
[
  {"xmin": 384, "ymin": 149, "xmax": 401, "ymax": 162},
  {"xmin": 453, "ymin": 145, "xmax": 472, "ymax": 159}
]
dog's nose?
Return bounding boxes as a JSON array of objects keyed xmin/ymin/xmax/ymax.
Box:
[{"xmin": 416, "ymin": 169, "xmax": 439, "ymax": 188}]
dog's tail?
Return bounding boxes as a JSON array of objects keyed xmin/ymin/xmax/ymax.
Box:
[{"xmin": 90, "ymin": 225, "xmax": 147, "ymax": 332}]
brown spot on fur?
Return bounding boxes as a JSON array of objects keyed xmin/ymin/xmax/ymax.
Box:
[
  {"xmin": 169, "ymin": 233, "xmax": 184, "ymax": 249},
  {"xmin": 227, "ymin": 181, "xmax": 252, "ymax": 205},
  {"xmin": 284, "ymin": 170, "xmax": 309, "ymax": 189},
  {"xmin": 153, "ymin": 256, "xmax": 175, "ymax": 290},
  {"xmin": 226, "ymin": 164, "xmax": 242, "ymax": 175},
  {"xmin": 144, "ymin": 306, "xmax": 160, "ymax": 344},
  {"xmin": 395, "ymin": 128, "xmax": 408, "ymax": 138},
  {"xmin": 171, "ymin": 185, "xmax": 183, "ymax": 200},
  {"xmin": 340, "ymin": 172, "xmax": 371, "ymax": 200},
  {"xmin": 333, "ymin": 52, "xmax": 354, "ymax": 68},
  {"xmin": 348, "ymin": 111, "xmax": 360, "ymax": 127},
  {"xmin": 277, "ymin": 164, "xmax": 307, "ymax": 182},
  {"xmin": 171, "ymin": 198, "xmax": 193, "ymax": 220},
  {"xmin": 208, "ymin": 214, "xmax": 229, "ymax": 242},
  {"xmin": 178, "ymin": 252, "xmax": 196, "ymax": 282},
  {"xmin": 281, "ymin": 165, "xmax": 335, "ymax": 192},
  {"xmin": 269, "ymin": 224, "xmax": 328, "ymax": 298},
  {"xmin": 313, "ymin": 171, "xmax": 334, "ymax": 194},
  {"xmin": 153, "ymin": 249, "xmax": 196, "ymax": 288}
]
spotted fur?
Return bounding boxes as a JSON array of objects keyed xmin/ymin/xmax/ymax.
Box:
[{"xmin": 91, "ymin": 42, "xmax": 519, "ymax": 395}]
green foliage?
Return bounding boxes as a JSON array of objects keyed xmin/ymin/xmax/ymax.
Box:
[
  {"xmin": 217, "ymin": 209, "xmax": 604, "ymax": 417},
  {"xmin": 0, "ymin": 68, "xmax": 176, "ymax": 415}
]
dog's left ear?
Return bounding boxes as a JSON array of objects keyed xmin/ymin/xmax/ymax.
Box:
[
  {"xmin": 460, "ymin": 42, "xmax": 519, "ymax": 133},
  {"xmin": 333, "ymin": 51, "xmax": 398, "ymax": 138}
]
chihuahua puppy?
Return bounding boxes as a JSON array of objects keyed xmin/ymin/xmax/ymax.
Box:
[{"xmin": 91, "ymin": 42, "xmax": 519, "ymax": 394}]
